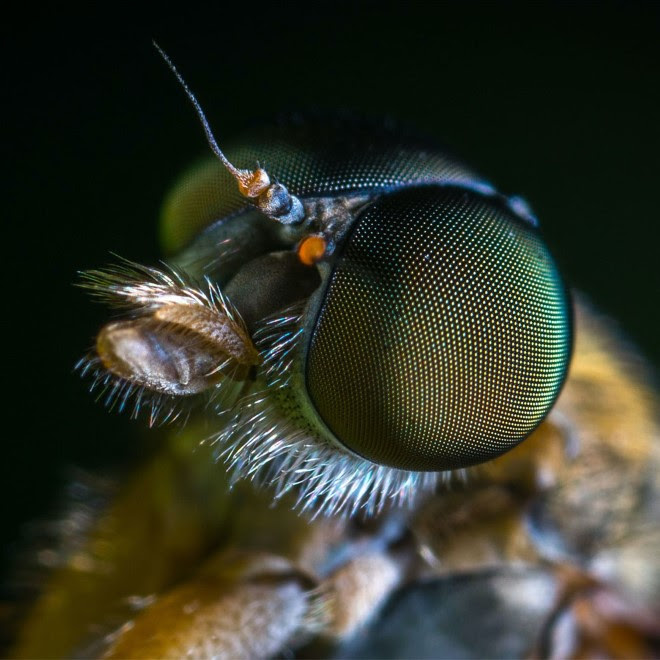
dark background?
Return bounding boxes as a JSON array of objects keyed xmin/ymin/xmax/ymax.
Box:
[{"xmin": 3, "ymin": 3, "xmax": 659, "ymax": 579}]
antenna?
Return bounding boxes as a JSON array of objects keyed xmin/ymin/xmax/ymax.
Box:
[{"xmin": 153, "ymin": 41, "xmax": 304, "ymax": 224}]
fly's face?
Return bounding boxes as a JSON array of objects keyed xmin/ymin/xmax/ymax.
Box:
[
  {"xmin": 80, "ymin": 120, "xmax": 573, "ymax": 515},
  {"xmin": 78, "ymin": 53, "xmax": 572, "ymax": 517}
]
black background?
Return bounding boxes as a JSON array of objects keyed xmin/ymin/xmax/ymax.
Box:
[{"xmin": 3, "ymin": 2, "xmax": 659, "ymax": 578}]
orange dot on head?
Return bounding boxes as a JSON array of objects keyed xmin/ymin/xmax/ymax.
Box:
[{"xmin": 298, "ymin": 235, "xmax": 327, "ymax": 266}]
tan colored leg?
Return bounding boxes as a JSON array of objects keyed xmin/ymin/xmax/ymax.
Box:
[
  {"xmin": 319, "ymin": 552, "xmax": 403, "ymax": 640},
  {"xmin": 103, "ymin": 552, "xmax": 315, "ymax": 659}
]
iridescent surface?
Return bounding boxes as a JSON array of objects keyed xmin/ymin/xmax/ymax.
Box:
[
  {"xmin": 160, "ymin": 115, "xmax": 485, "ymax": 254},
  {"xmin": 307, "ymin": 186, "xmax": 571, "ymax": 471}
]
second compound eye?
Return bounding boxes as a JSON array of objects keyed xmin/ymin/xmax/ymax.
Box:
[{"xmin": 304, "ymin": 185, "xmax": 572, "ymax": 472}]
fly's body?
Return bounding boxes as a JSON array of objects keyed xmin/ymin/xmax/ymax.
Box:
[{"xmin": 9, "ymin": 52, "xmax": 659, "ymax": 658}]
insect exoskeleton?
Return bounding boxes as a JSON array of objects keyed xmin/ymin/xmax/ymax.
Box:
[{"xmin": 80, "ymin": 51, "xmax": 572, "ymax": 517}]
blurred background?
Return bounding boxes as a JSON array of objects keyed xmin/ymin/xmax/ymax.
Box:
[{"xmin": 3, "ymin": 2, "xmax": 659, "ymax": 582}]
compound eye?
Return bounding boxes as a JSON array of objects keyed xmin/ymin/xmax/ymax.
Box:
[{"xmin": 306, "ymin": 186, "xmax": 571, "ymax": 471}]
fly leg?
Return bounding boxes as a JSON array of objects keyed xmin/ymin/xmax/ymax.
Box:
[
  {"xmin": 98, "ymin": 514, "xmax": 412, "ymax": 659},
  {"xmin": 535, "ymin": 562, "xmax": 660, "ymax": 658},
  {"xmin": 101, "ymin": 552, "xmax": 316, "ymax": 659}
]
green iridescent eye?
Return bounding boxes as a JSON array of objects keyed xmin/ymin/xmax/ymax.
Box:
[{"xmin": 305, "ymin": 186, "xmax": 571, "ymax": 471}]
